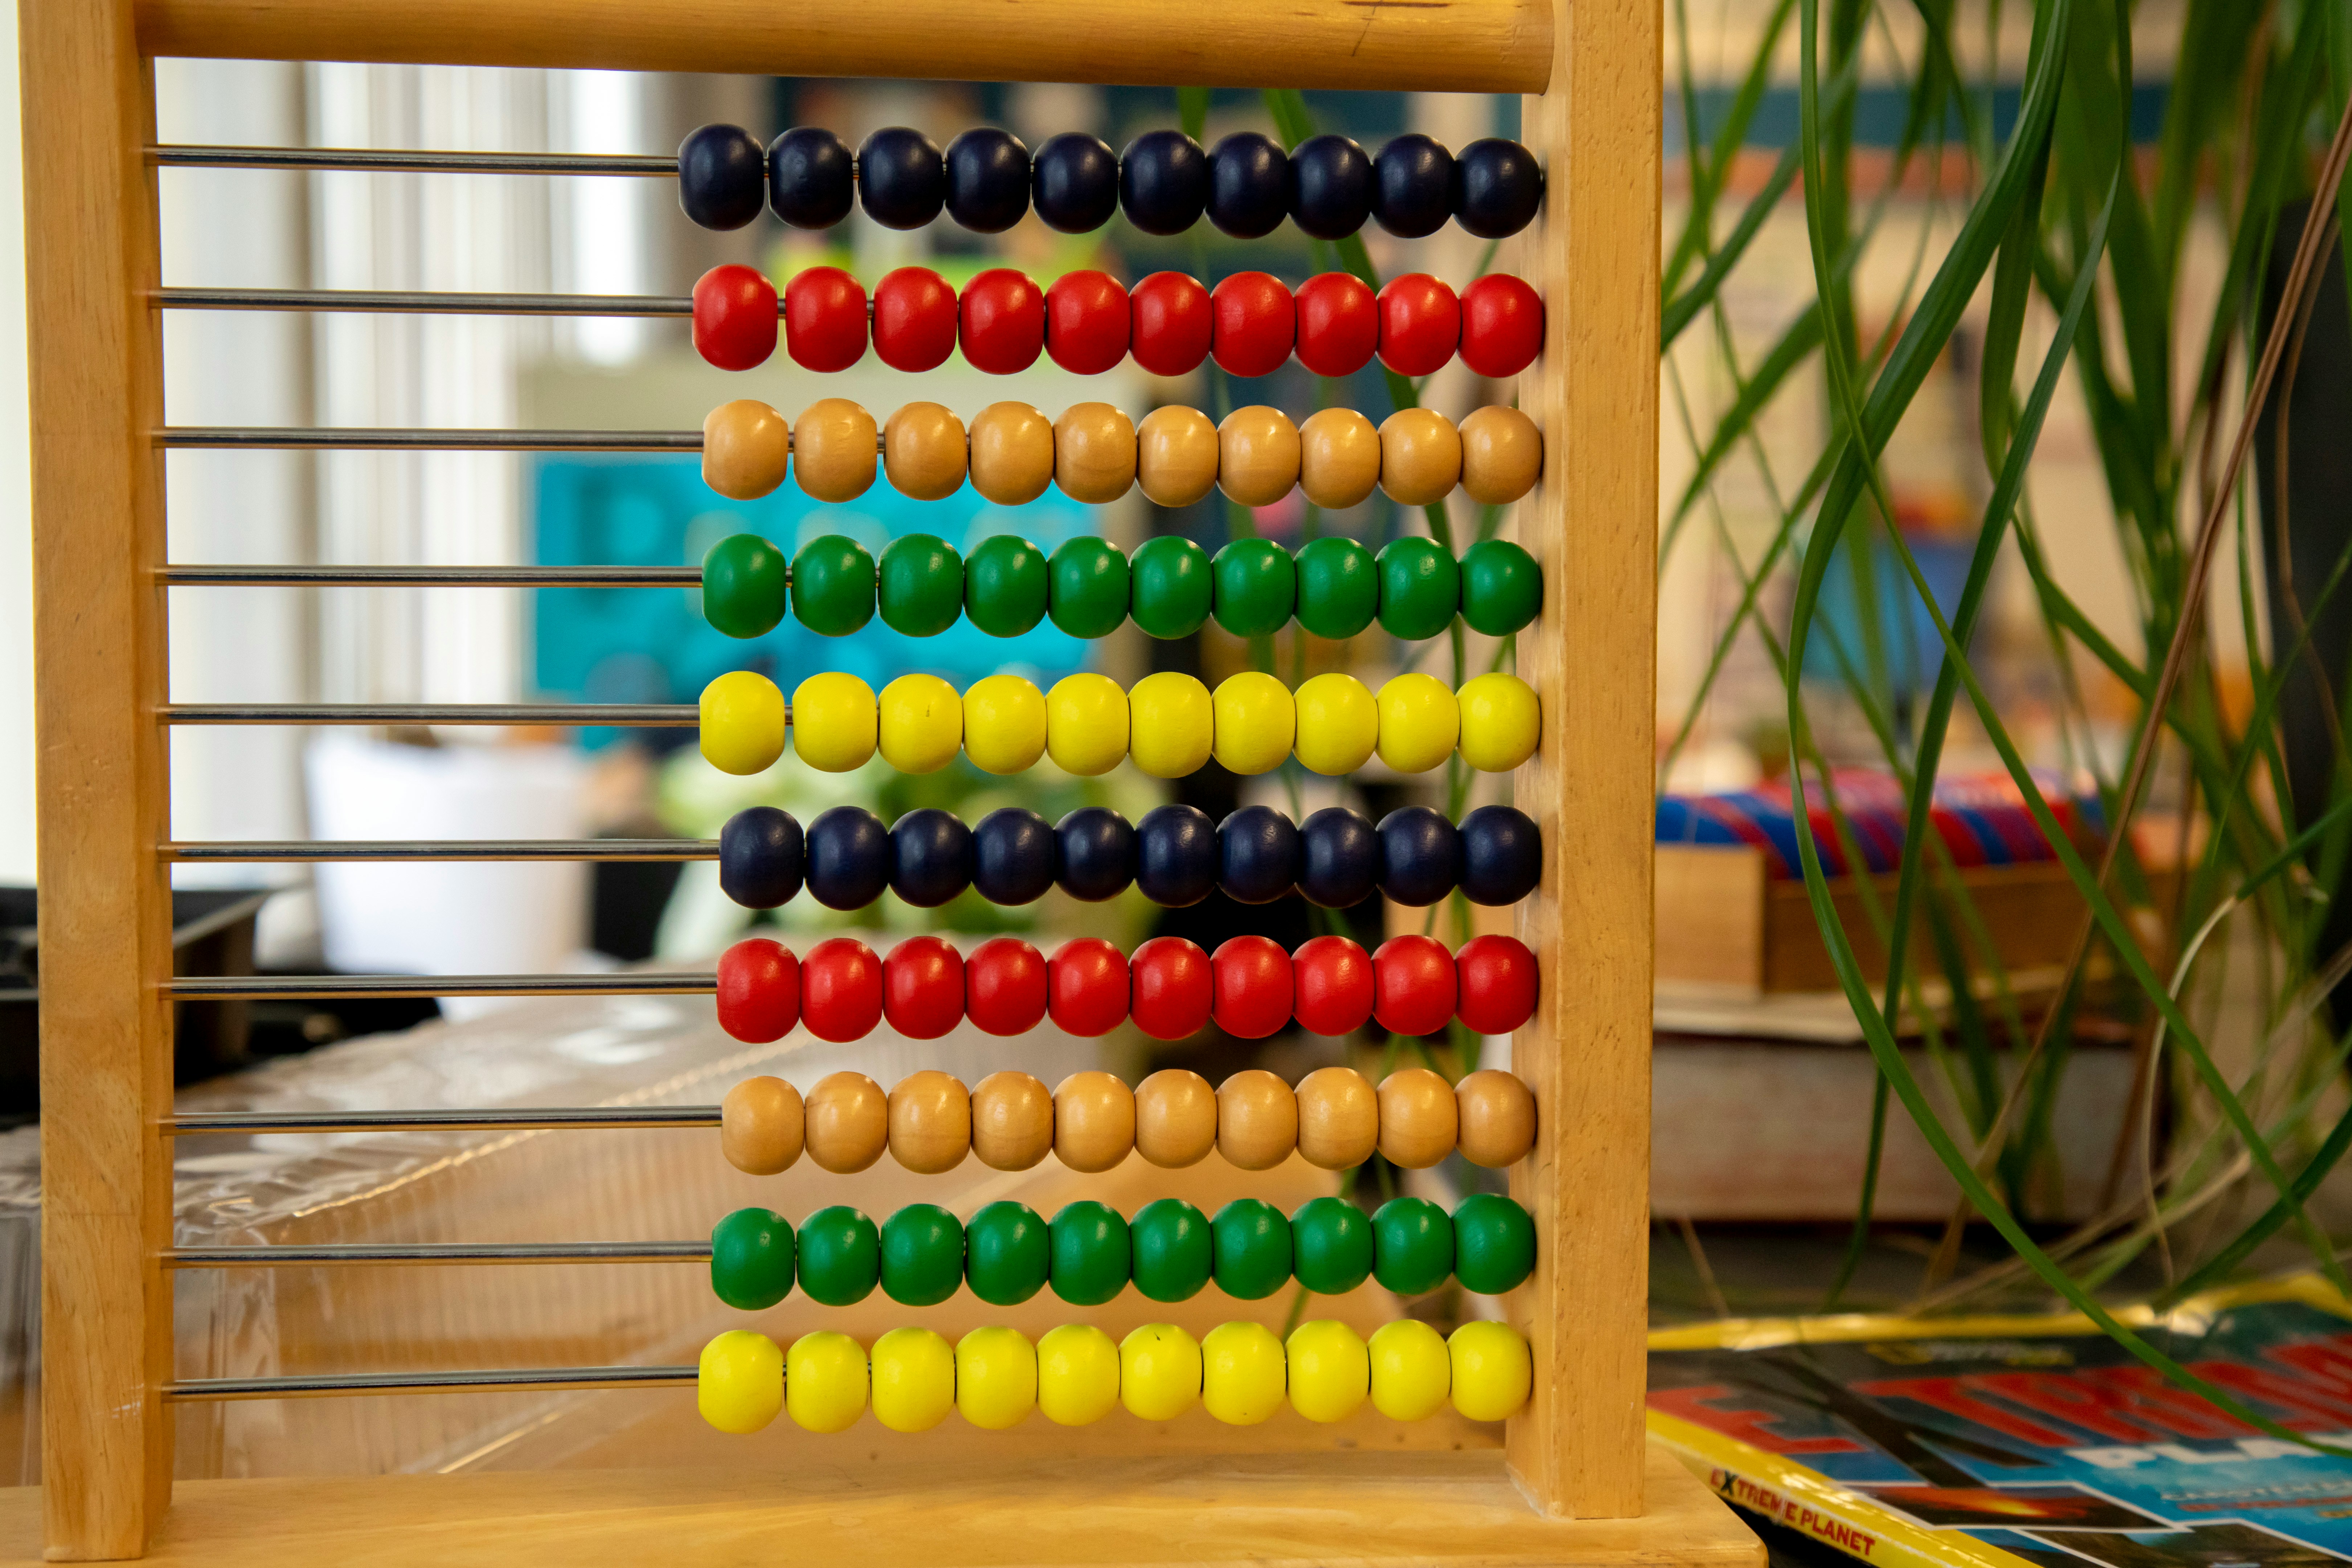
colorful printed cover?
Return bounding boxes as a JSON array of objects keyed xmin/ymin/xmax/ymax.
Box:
[
  {"xmin": 1647, "ymin": 1278, "xmax": 2352, "ymax": 1566},
  {"xmin": 1655, "ymin": 769, "xmax": 2103, "ymax": 880}
]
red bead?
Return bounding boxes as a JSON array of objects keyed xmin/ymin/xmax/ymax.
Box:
[
  {"xmin": 1372, "ymin": 934, "xmax": 1456, "ymax": 1036},
  {"xmin": 1129, "ymin": 936, "xmax": 1212, "ymax": 1041},
  {"xmin": 965, "ymin": 936, "xmax": 1048, "ymax": 1036},
  {"xmin": 884, "ymin": 934, "xmax": 966, "ymax": 1040},
  {"xmin": 1210, "ymin": 271, "xmax": 1295, "ymax": 379},
  {"xmin": 959, "ymin": 267, "xmax": 1045, "ymax": 374},
  {"xmin": 872, "ymin": 266, "xmax": 958, "ymax": 373},
  {"xmin": 1292, "ymin": 935, "xmax": 1374, "ymax": 1037},
  {"xmin": 715, "ymin": 937, "xmax": 799, "ymax": 1043},
  {"xmin": 1456, "ymin": 934, "xmax": 1538, "ymax": 1034},
  {"xmin": 1376, "ymin": 273, "xmax": 1461, "ymax": 377},
  {"xmin": 801, "ymin": 936, "xmax": 883, "ymax": 1043},
  {"xmin": 783, "ymin": 264, "xmax": 868, "ymax": 373},
  {"xmin": 1045, "ymin": 270, "xmax": 1131, "ymax": 375},
  {"xmin": 692, "ymin": 264, "xmax": 778, "ymax": 371},
  {"xmin": 1129, "ymin": 271, "xmax": 1211, "ymax": 377},
  {"xmin": 1211, "ymin": 934, "xmax": 1294, "ymax": 1040},
  {"xmin": 1293, "ymin": 272, "xmax": 1377, "ymax": 378},
  {"xmin": 1459, "ymin": 275, "xmax": 1543, "ymax": 379},
  {"xmin": 1048, "ymin": 937, "xmax": 1130, "ymax": 1037}
]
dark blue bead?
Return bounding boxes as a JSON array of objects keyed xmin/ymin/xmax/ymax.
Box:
[
  {"xmin": 890, "ymin": 808, "xmax": 973, "ymax": 908},
  {"xmin": 973, "ymin": 807, "xmax": 1056, "ymax": 906},
  {"xmin": 858, "ymin": 126, "xmax": 945, "ymax": 230},
  {"xmin": 1458, "ymin": 805, "xmax": 1541, "ymax": 906},
  {"xmin": 1377, "ymin": 806, "xmax": 1460, "ymax": 907},
  {"xmin": 1288, "ymin": 133, "xmax": 1372, "ymax": 241},
  {"xmin": 805, "ymin": 806, "xmax": 891, "ymax": 910},
  {"xmin": 677, "ymin": 124, "xmax": 766, "ymax": 231},
  {"xmin": 1056, "ymin": 808, "xmax": 1136, "ymax": 902},
  {"xmin": 1032, "ymin": 133, "xmax": 1120, "ymax": 233},
  {"xmin": 1119, "ymin": 130, "xmax": 1207, "ymax": 236},
  {"xmin": 1135, "ymin": 803, "xmax": 1219, "ymax": 907},
  {"xmin": 1297, "ymin": 807, "xmax": 1379, "ymax": 909},
  {"xmin": 1220, "ymin": 806, "xmax": 1301, "ymax": 905},
  {"xmin": 718, "ymin": 806, "xmax": 803, "ymax": 908},
  {"xmin": 1453, "ymin": 138, "xmax": 1543, "ymax": 239},
  {"xmin": 1373, "ymin": 132, "xmax": 1454, "ymax": 238},
  {"xmin": 944, "ymin": 127, "xmax": 1031, "ymax": 233},
  {"xmin": 766, "ymin": 127, "xmax": 854, "ymax": 229},
  {"xmin": 1207, "ymin": 131, "xmax": 1289, "ymax": 239}
]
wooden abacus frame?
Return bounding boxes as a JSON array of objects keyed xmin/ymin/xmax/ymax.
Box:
[{"xmin": 21, "ymin": 0, "xmax": 1759, "ymax": 1561}]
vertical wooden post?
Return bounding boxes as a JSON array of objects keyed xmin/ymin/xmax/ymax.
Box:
[
  {"xmin": 21, "ymin": 0, "xmax": 176, "ymax": 1556},
  {"xmin": 1506, "ymin": 0, "xmax": 1660, "ymax": 1523}
]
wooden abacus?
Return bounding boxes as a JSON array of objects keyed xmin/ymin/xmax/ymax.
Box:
[{"xmin": 21, "ymin": 0, "xmax": 1760, "ymax": 1560}]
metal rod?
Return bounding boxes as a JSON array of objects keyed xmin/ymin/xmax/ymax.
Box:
[
  {"xmin": 159, "ymin": 427, "xmax": 702, "ymax": 452},
  {"xmin": 150, "ymin": 144, "xmax": 679, "ymax": 177},
  {"xmin": 165, "ymin": 1241, "xmax": 711, "ymax": 1268},
  {"xmin": 164, "ymin": 1366, "xmax": 699, "ymax": 1402},
  {"xmin": 162, "ymin": 564, "xmax": 704, "ymax": 588},
  {"xmin": 159, "ymin": 703, "xmax": 702, "ymax": 726},
  {"xmin": 157, "ymin": 286, "xmax": 697, "ymax": 316},
  {"xmin": 165, "ymin": 973, "xmax": 717, "ymax": 1000},
  {"xmin": 165, "ymin": 838, "xmax": 715, "ymax": 862},
  {"xmin": 167, "ymin": 1107, "xmax": 721, "ymax": 1135}
]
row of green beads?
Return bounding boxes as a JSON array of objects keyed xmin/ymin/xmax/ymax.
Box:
[
  {"xmin": 701, "ymin": 531, "xmax": 1542, "ymax": 644},
  {"xmin": 708, "ymin": 1193, "xmax": 1535, "ymax": 1313}
]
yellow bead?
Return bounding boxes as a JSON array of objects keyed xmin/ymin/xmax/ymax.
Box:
[
  {"xmin": 1046, "ymin": 672, "xmax": 1130, "ymax": 776},
  {"xmin": 1457, "ymin": 672, "xmax": 1541, "ymax": 772},
  {"xmin": 786, "ymin": 1329, "xmax": 869, "ymax": 1433},
  {"xmin": 963, "ymin": 674, "xmax": 1047, "ymax": 775},
  {"xmin": 1286, "ymin": 1320, "xmax": 1369, "ymax": 1424},
  {"xmin": 1375, "ymin": 673, "xmax": 1460, "ymax": 774},
  {"xmin": 1036, "ymin": 1323, "xmax": 1122, "ymax": 1426},
  {"xmin": 879, "ymin": 672, "xmax": 962, "ymax": 774},
  {"xmin": 1292, "ymin": 672, "xmax": 1378, "ymax": 775},
  {"xmin": 1447, "ymin": 1321, "xmax": 1532, "ymax": 1421},
  {"xmin": 1120, "ymin": 1323, "xmax": 1202, "ymax": 1422},
  {"xmin": 1127, "ymin": 672, "xmax": 1213, "ymax": 779},
  {"xmin": 870, "ymin": 1325, "xmax": 957, "ymax": 1433},
  {"xmin": 791, "ymin": 671, "xmax": 878, "ymax": 773},
  {"xmin": 697, "ymin": 1329, "xmax": 782, "ymax": 1434},
  {"xmin": 1200, "ymin": 1321, "xmax": 1286, "ymax": 1426},
  {"xmin": 956, "ymin": 1326, "xmax": 1037, "ymax": 1430},
  {"xmin": 1368, "ymin": 1319, "xmax": 1451, "ymax": 1421},
  {"xmin": 699, "ymin": 671, "xmax": 786, "ymax": 776},
  {"xmin": 1211, "ymin": 671, "xmax": 1295, "ymax": 776}
]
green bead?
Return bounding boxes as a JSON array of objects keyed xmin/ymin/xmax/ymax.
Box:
[
  {"xmin": 1459, "ymin": 539, "xmax": 1542, "ymax": 637},
  {"xmin": 709, "ymin": 1206, "xmax": 795, "ymax": 1310},
  {"xmin": 1128, "ymin": 535, "xmax": 1212, "ymax": 639},
  {"xmin": 1048, "ymin": 1199, "xmax": 1130, "ymax": 1306},
  {"xmin": 880, "ymin": 1202, "xmax": 965, "ymax": 1307},
  {"xmin": 1371, "ymin": 1196, "xmax": 1454, "ymax": 1297},
  {"xmin": 1130, "ymin": 1199, "xmax": 1211, "ymax": 1303},
  {"xmin": 1210, "ymin": 1198, "xmax": 1292, "ymax": 1301},
  {"xmin": 1211, "ymin": 538, "xmax": 1296, "ymax": 637},
  {"xmin": 1375, "ymin": 537, "xmax": 1459, "ymax": 641},
  {"xmin": 796, "ymin": 1204, "xmax": 880, "ymax": 1306},
  {"xmin": 1452, "ymin": 1193, "xmax": 1537, "ymax": 1295},
  {"xmin": 1293, "ymin": 536, "xmax": 1378, "ymax": 641},
  {"xmin": 966, "ymin": 1201, "xmax": 1050, "ymax": 1306},
  {"xmin": 1048, "ymin": 537, "xmax": 1131, "ymax": 639},
  {"xmin": 701, "ymin": 533, "xmax": 790, "ymax": 639},
  {"xmin": 878, "ymin": 533, "xmax": 964, "ymax": 637},
  {"xmin": 790, "ymin": 534, "xmax": 876, "ymax": 637},
  {"xmin": 965, "ymin": 533, "xmax": 1050, "ymax": 637},
  {"xmin": 1290, "ymin": 1196, "xmax": 1373, "ymax": 1295}
]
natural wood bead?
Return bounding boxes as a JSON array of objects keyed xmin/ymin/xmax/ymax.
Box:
[
  {"xmin": 1378, "ymin": 408, "xmax": 1462, "ymax": 506},
  {"xmin": 804, "ymin": 1070, "xmax": 889, "ymax": 1173},
  {"xmin": 1216, "ymin": 1069, "xmax": 1298, "ymax": 1171},
  {"xmin": 887, "ymin": 1069, "xmax": 971, "ymax": 1174},
  {"xmin": 719, "ymin": 1074, "xmax": 803, "ymax": 1175},
  {"xmin": 1459, "ymin": 405, "xmax": 1542, "ymax": 505},
  {"xmin": 702, "ymin": 399, "xmax": 791, "ymax": 501},
  {"xmin": 1377, "ymin": 1067, "xmax": 1459, "ymax": 1170},
  {"xmin": 1133, "ymin": 1068, "xmax": 1217, "ymax": 1168},
  {"xmin": 1293, "ymin": 1065, "xmax": 1377, "ymax": 1170},
  {"xmin": 970, "ymin": 1070, "xmax": 1054, "ymax": 1171},
  {"xmin": 793, "ymin": 397, "xmax": 878, "ymax": 503},
  {"xmin": 1217, "ymin": 405, "xmax": 1301, "ymax": 508},
  {"xmin": 1053, "ymin": 1070, "xmax": 1135, "ymax": 1173},
  {"xmin": 1054, "ymin": 401, "xmax": 1137, "ymax": 503},
  {"xmin": 1136, "ymin": 405, "xmax": 1219, "ymax": 507},
  {"xmin": 883, "ymin": 401, "xmax": 967, "ymax": 501},
  {"xmin": 1455, "ymin": 1068, "xmax": 1537, "ymax": 1168},
  {"xmin": 969, "ymin": 401, "xmax": 1055, "ymax": 505},
  {"xmin": 1297, "ymin": 407, "xmax": 1381, "ymax": 509}
]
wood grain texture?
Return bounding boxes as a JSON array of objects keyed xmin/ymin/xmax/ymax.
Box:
[
  {"xmin": 133, "ymin": 0, "xmax": 1554, "ymax": 93},
  {"xmin": 20, "ymin": 0, "xmax": 175, "ymax": 1557},
  {"xmin": 1508, "ymin": 0, "xmax": 1663, "ymax": 1523}
]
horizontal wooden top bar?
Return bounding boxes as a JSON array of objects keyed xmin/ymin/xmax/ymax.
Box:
[{"xmin": 134, "ymin": 0, "xmax": 1553, "ymax": 93}]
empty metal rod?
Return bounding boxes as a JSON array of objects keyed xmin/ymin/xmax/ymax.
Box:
[
  {"xmin": 159, "ymin": 703, "xmax": 702, "ymax": 726},
  {"xmin": 159, "ymin": 427, "xmax": 701, "ymax": 452},
  {"xmin": 158, "ymin": 287, "xmax": 695, "ymax": 316},
  {"xmin": 149, "ymin": 145, "xmax": 679, "ymax": 177},
  {"xmin": 165, "ymin": 973, "xmax": 717, "ymax": 1000},
  {"xmin": 164, "ymin": 1366, "xmax": 699, "ymax": 1402},
  {"xmin": 167, "ymin": 1107, "xmax": 721, "ymax": 1135},
  {"xmin": 165, "ymin": 1241, "xmax": 711, "ymax": 1268},
  {"xmin": 165, "ymin": 839, "xmax": 715, "ymax": 863},
  {"xmin": 162, "ymin": 565, "xmax": 704, "ymax": 588}
]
